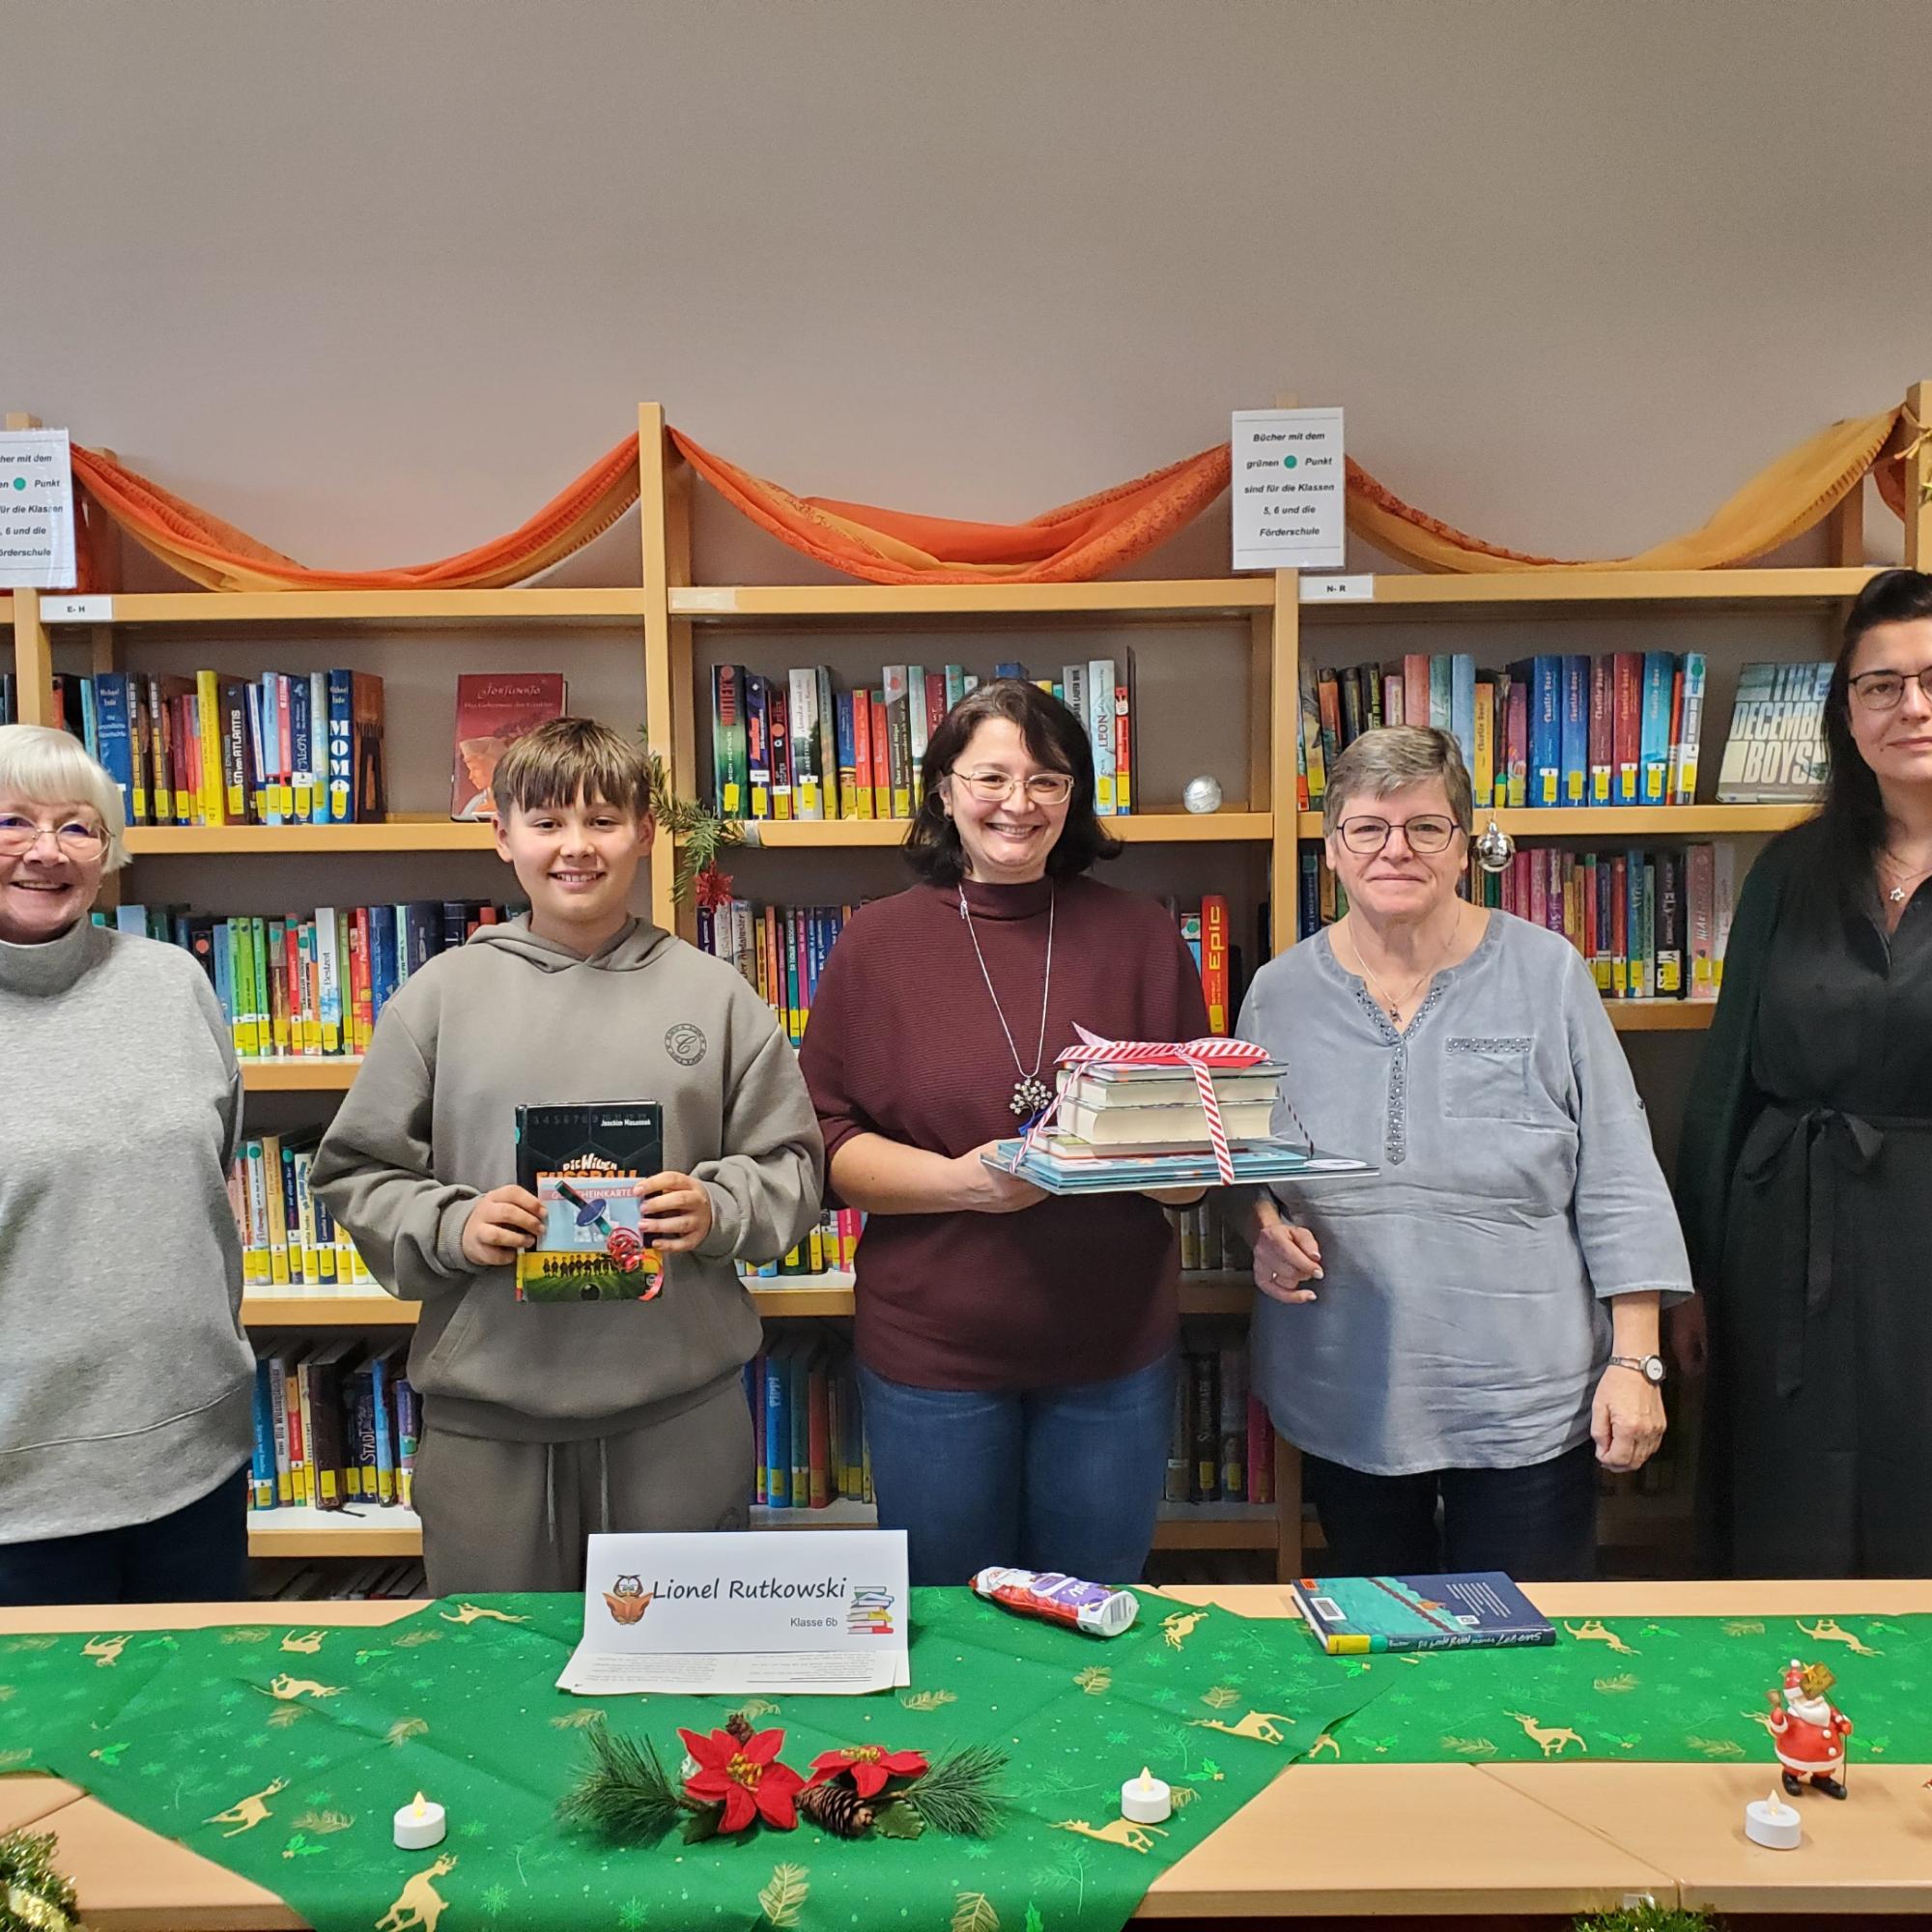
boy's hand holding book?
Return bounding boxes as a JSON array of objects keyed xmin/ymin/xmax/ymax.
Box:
[
  {"xmin": 461, "ymin": 1185, "xmax": 544, "ymax": 1268},
  {"xmin": 638, "ymin": 1170, "xmax": 714, "ymax": 1254}
]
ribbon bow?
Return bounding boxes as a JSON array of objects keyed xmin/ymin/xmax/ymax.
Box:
[{"xmin": 1022, "ymin": 1024, "xmax": 1272, "ymax": 1183}]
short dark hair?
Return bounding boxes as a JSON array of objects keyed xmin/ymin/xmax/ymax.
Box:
[
  {"xmin": 903, "ymin": 678, "xmax": 1122, "ymax": 885},
  {"xmin": 1775, "ymin": 567, "xmax": 1932, "ymax": 928},
  {"xmin": 492, "ymin": 717, "xmax": 653, "ymax": 820}
]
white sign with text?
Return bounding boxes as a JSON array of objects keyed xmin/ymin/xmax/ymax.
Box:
[
  {"xmin": 1231, "ymin": 407, "xmax": 1346, "ymax": 573},
  {"xmin": 557, "ymin": 1529, "xmax": 911, "ymax": 1695},
  {"xmin": 0, "ymin": 429, "xmax": 76, "ymax": 588}
]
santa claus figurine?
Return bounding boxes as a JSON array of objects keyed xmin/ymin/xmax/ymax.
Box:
[{"xmin": 1767, "ymin": 1659, "xmax": 1854, "ymax": 1800}]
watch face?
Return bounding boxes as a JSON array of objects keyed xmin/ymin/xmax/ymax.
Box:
[{"xmin": 1644, "ymin": 1355, "xmax": 1665, "ymax": 1384}]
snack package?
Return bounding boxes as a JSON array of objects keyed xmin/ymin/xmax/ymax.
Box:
[{"xmin": 969, "ymin": 1566, "xmax": 1139, "ymax": 1638}]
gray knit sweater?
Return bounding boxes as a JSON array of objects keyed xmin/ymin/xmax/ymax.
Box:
[{"xmin": 0, "ymin": 919, "xmax": 253, "ymax": 1544}]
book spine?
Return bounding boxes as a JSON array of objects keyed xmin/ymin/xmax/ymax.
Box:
[
  {"xmin": 1639, "ymin": 653, "xmax": 1674, "ymax": 804},
  {"xmin": 788, "ymin": 668, "xmax": 822, "ymax": 820},
  {"xmin": 1674, "ymin": 652, "xmax": 1707, "ymax": 804},
  {"xmin": 1201, "ymin": 895, "xmax": 1230, "ymax": 1035},
  {"xmin": 1190, "ymin": 1351, "xmax": 1219, "ymax": 1501},
  {"xmin": 327, "ymin": 670, "xmax": 354, "ymax": 823},
  {"xmin": 768, "ymin": 679, "xmax": 792, "ymax": 820},
  {"xmin": 1655, "ymin": 847, "xmax": 1684, "ymax": 997},
  {"xmin": 744, "ymin": 672, "xmax": 771, "ymax": 820},
  {"xmin": 1114, "ymin": 656, "xmax": 1134, "ymax": 813},
  {"xmin": 1588, "ymin": 655, "xmax": 1614, "ymax": 806},
  {"xmin": 883, "ymin": 666, "xmax": 913, "ymax": 818},
  {"xmin": 816, "ymin": 666, "xmax": 840, "ymax": 823},
  {"xmin": 1088, "ymin": 658, "xmax": 1116, "ymax": 814},
  {"xmin": 848, "ymin": 687, "xmax": 874, "ymax": 821},
  {"xmin": 836, "ymin": 689, "xmax": 859, "ymax": 820},
  {"xmin": 1688, "ymin": 841, "xmax": 1717, "ymax": 998},
  {"xmin": 92, "ymin": 672, "xmax": 135, "ymax": 823},
  {"xmin": 1449, "ymin": 653, "xmax": 1476, "ymax": 777},
  {"xmin": 712, "ymin": 665, "xmax": 743, "ymax": 817},
  {"xmin": 1713, "ymin": 841, "xmax": 1736, "ymax": 990},
  {"xmin": 1471, "ymin": 676, "xmax": 1494, "ymax": 809},
  {"xmin": 1560, "ymin": 655, "xmax": 1588, "ymax": 807},
  {"xmin": 194, "ymin": 669, "xmax": 226, "ymax": 825},
  {"xmin": 1504, "ymin": 678, "xmax": 1528, "ymax": 807},
  {"xmin": 906, "ymin": 664, "xmax": 931, "ymax": 802},
  {"xmin": 289, "ymin": 674, "xmax": 314, "ymax": 824},
  {"xmin": 762, "ymin": 1342, "xmax": 790, "ymax": 1496}
]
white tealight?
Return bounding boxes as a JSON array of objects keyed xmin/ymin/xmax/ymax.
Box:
[
  {"xmin": 393, "ymin": 1791, "xmax": 447, "ymax": 1851},
  {"xmin": 1744, "ymin": 1789, "xmax": 1802, "ymax": 1851},
  {"xmin": 1121, "ymin": 1766, "xmax": 1172, "ymax": 1825}
]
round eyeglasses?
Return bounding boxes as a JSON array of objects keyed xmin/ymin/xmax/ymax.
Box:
[
  {"xmin": 1334, "ymin": 813, "xmax": 1460, "ymax": 855},
  {"xmin": 1848, "ymin": 666, "xmax": 1932, "ymax": 713},
  {"xmin": 949, "ymin": 769, "xmax": 1076, "ymax": 807},
  {"xmin": 0, "ymin": 813, "xmax": 107, "ymax": 859}
]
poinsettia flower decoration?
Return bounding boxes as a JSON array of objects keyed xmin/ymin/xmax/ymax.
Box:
[
  {"xmin": 807, "ymin": 1744, "xmax": 930, "ymax": 1800},
  {"xmin": 678, "ymin": 1725, "xmax": 806, "ymax": 1832}
]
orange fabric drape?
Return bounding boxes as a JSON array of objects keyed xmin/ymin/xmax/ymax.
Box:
[
  {"xmin": 667, "ymin": 431, "xmax": 1231, "ymax": 583},
  {"xmin": 69, "ymin": 437, "xmax": 639, "ymax": 591}
]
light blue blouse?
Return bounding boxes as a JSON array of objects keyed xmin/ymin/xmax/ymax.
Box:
[{"xmin": 1236, "ymin": 912, "xmax": 1691, "ymax": 1475}]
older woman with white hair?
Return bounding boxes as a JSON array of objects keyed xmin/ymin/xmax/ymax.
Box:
[
  {"xmin": 1237, "ymin": 725, "xmax": 1691, "ymax": 1580},
  {"xmin": 0, "ymin": 724, "xmax": 252, "ymax": 1604}
]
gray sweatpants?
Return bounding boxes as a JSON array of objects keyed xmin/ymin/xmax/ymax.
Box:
[{"xmin": 412, "ymin": 1378, "xmax": 753, "ymax": 1595}]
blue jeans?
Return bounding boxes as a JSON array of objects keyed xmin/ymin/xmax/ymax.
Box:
[
  {"xmin": 857, "ymin": 1350, "xmax": 1177, "ymax": 1587},
  {"xmin": 0, "ymin": 1468, "xmax": 249, "ymax": 1606},
  {"xmin": 1301, "ymin": 1441, "xmax": 1599, "ymax": 1582}
]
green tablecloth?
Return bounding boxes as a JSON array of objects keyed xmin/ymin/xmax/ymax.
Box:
[{"xmin": 3, "ymin": 1597, "xmax": 1921, "ymax": 1932}]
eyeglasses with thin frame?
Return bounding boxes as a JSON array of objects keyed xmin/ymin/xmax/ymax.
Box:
[
  {"xmin": 948, "ymin": 768, "xmax": 1076, "ymax": 807},
  {"xmin": 1847, "ymin": 665, "xmax": 1932, "ymax": 713},
  {"xmin": 0, "ymin": 813, "xmax": 108, "ymax": 859},
  {"xmin": 1334, "ymin": 813, "xmax": 1461, "ymax": 856}
]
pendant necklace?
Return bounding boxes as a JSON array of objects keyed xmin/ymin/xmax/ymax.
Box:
[
  {"xmin": 1878, "ymin": 849, "xmax": 1932, "ymax": 906},
  {"xmin": 958, "ymin": 884, "xmax": 1056, "ymax": 1118},
  {"xmin": 1340, "ymin": 908, "xmax": 1462, "ymax": 1028}
]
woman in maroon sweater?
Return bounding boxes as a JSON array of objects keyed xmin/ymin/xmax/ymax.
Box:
[{"xmin": 799, "ymin": 680, "xmax": 1208, "ymax": 1586}]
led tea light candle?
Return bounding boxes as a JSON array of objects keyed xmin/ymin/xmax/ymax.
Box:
[
  {"xmin": 1744, "ymin": 1788, "xmax": 1802, "ymax": 1851},
  {"xmin": 1121, "ymin": 1766, "xmax": 1172, "ymax": 1825},
  {"xmin": 393, "ymin": 1791, "xmax": 447, "ymax": 1851}
]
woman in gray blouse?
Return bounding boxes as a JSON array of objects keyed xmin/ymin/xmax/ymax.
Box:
[{"xmin": 1239, "ymin": 726, "xmax": 1690, "ymax": 1580}]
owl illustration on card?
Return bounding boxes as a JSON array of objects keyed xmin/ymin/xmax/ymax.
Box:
[{"xmin": 603, "ymin": 1575, "xmax": 653, "ymax": 1626}]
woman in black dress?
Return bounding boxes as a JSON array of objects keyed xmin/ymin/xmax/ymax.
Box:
[{"xmin": 1675, "ymin": 568, "xmax": 1932, "ymax": 1577}]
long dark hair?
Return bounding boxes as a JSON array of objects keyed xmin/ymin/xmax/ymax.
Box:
[
  {"xmin": 903, "ymin": 678, "xmax": 1122, "ymax": 885},
  {"xmin": 1794, "ymin": 566, "xmax": 1932, "ymax": 923}
]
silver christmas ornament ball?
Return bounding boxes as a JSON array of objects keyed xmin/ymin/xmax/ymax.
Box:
[
  {"xmin": 1182, "ymin": 775, "xmax": 1224, "ymax": 815},
  {"xmin": 1474, "ymin": 818, "xmax": 1516, "ymax": 874}
]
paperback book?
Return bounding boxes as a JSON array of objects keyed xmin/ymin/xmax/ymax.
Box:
[
  {"xmin": 513, "ymin": 1102, "xmax": 666, "ymax": 1303},
  {"xmin": 1289, "ymin": 1572, "xmax": 1557, "ymax": 1653}
]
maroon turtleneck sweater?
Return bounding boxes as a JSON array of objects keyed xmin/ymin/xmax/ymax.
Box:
[{"xmin": 798, "ymin": 872, "xmax": 1210, "ymax": 1390}]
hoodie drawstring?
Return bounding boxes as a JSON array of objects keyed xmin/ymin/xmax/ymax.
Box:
[
  {"xmin": 542, "ymin": 1438, "xmax": 611, "ymax": 1546},
  {"xmin": 544, "ymin": 1443, "xmax": 557, "ymax": 1548},
  {"xmin": 598, "ymin": 1437, "xmax": 611, "ymax": 1535}
]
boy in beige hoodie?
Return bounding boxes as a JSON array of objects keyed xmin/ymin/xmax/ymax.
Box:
[{"xmin": 312, "ymin": 721, "xmax": 823, "ymax": 1592}]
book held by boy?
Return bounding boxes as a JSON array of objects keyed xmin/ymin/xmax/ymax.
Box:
[
  {"xmin": 1288, "ymin": 1572, "xmax": 1557, "ymax": 1653},
  {"xmin": 513, "ymin": 1102, "xmax": 666, "ymax": 1302}
]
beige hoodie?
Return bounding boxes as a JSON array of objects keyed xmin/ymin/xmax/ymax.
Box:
[{"xmin": 310, "ymin": 916, "xmax": 823, "ymax": 1442}]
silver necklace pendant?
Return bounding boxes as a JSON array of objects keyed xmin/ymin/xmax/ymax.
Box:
[
  {"xmin": 1011, "ymin": 1073, "xmax": 1054, "ymax": 1120},
  {"xmin": 1889, "ymin": 885, "xmax": 1908, "ymax": 904}
]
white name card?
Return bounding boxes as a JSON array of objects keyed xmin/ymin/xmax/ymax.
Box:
[
  {"xmin": 1232, "ymin": 407, "xmax": 1346, "ymax": 574},
  {"xmin": 557, "ymin": 1529, "xmax": 911, "ymax": 1696},
  {"xmin": 0, "ymin": 429, "xmax": 76, "ymax": 589}
]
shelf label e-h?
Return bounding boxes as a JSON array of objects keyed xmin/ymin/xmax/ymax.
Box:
[
  {"xmin": 1231, "ymin": 407, "xmax": 1345, "ymax": 574},
  {"xmin": 0, "ymin": 427, "xmax": 76, "ymax": 588}
]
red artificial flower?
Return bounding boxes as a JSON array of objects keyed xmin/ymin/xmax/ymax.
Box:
[
  {"xmin": 679, "ymin": 1726, "xmax": 805, "ymax": 1833},
  {"xmin": 806, "ymin": 1744, "xmax": 930, "ymax": 1800},
  {"xmin": 693, "ymin": 864, "xmax": 737, "ymax": 910}
]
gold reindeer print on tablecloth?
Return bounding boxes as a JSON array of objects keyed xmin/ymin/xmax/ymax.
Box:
[
  {"xmin": 206, "ymin": 1776, "xmax": 289, "ymax": 1836},
  {"xmin": 1052, "ymin": 1818, "xmax": 1168, "ymax": 1854},
  {"xmin": 1159, "ymin": 1610, "xmax": 1208, "ymax": 1651},
  {"xmin": 1798, "ymin": 1616, "xmax": 1882, "ymax": 1657},
  {"xmin": 1191, "ymin": 1710, "xmax": 1293, "ymax": 1744},
  {"xmin": 266, "ymin": 1674, "xmax": 344, "ymax": 1702},
  {"xmin": 82, "ymin": 1634, "xmax": 131, "ymax": 1667},
  {"xmin": 440, "ymin": 1604, "xmax": 529, "ymax": 1626},
  {"xmin": 1563, "ymin": 1619, "xmax": 1638, "ymax": 1656},
  {"xmin": 1504, "ymin": 1711, "xmax": 1586, "ymax": 1757},
  {"xmin": 375, "ymin": 1853, "xmax": 457, "ymax": 1932},
  {"xmin": 280, "ymin": 1630, "xmax": 328, "ymax": 1655}
]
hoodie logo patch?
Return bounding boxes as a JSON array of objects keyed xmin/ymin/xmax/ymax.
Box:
[{"xmin": 665, "ymin": 1022, "xmax": 708, "ymax": 1066}]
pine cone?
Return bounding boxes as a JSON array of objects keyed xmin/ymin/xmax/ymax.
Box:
[
  {"xmin": 799, "ymin": 1779, "xmax": 873, "ymax": 1838},
  {"xmin": 724, "ymin": 1712, "xmax": 754, "ymax": 1744}
]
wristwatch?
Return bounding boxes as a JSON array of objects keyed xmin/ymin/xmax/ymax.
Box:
[{"xmin": 1608, "ymin": 1353, "xmax": 1666, "ymax": 1385}]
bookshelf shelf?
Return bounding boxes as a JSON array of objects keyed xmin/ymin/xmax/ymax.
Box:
[
  {"xmin": 247, "ymin": 1505, "xmax": 421, "ymax": 1558},
  {"xmin": 125, "ymin": 817, "xmax": 497, "ymax": 856},
  {"xmin": 1300, "ymin": 565, "xmax": 1877, "ymax": 622},
  {"xmin": 738, "ymin": 811, "xmax": 1272, "ymax": 850},
  {"xmin": 1606, "ymin": 1001, "xmax": 1717, "ymax": 1032},
  {"xmin": 241, "ymin": 1058, "xmax": 365, "ymax": 1091},
  {"xmin": 43, "ymin": 588, "xmax": 649, "ymax": 628},
  {"xmin": 1294, "ymin": 806, "xmax": 1807, "ymax": 839},
  {"xmin": 670, "ymin": 582, "xmax": 1274, "ymax": 622},
  {"xmin": 243, "ymin": 1294, "xmax": 415, "ymax": 1327}
]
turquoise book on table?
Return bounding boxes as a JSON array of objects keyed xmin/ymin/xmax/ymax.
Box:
[{"xmin": 1289, "ymin": 1572, "xmax": 1557, "ymax": 1653}]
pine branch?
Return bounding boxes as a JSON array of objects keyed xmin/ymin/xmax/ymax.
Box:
[
  {"xmin": 904, "ymin": 1743, "xmax": 1010, "ymax": 1837},
  {"xmin": 555, "ymin": 1720, "xmax": 688, "ymax": 1843},
  {"xmin": 640, "ymin": 746, "xmax": 745, "ymax": 906}
]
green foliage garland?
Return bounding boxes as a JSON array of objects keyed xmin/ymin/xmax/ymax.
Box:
[{"xmin": 0, "ymin": 1828, "xmax": 79, "ymax": 1932}]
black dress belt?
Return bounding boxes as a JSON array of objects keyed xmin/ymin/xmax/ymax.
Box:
[{"xmin": 1738, "ymin": 1102, "xmax": 1932, "ymax": 1398}]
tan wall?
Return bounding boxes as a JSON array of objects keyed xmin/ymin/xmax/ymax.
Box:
[{"xmin": 4, "ymin": 0, "xmax": 1927, "ymax": 572}]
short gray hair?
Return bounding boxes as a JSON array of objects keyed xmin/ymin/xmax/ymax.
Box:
[
  {"xmin": 1322, "ymin": 725, "xmax": 1473, "ymax": 839},
  {"xmin": 0, "ymin": 723, "xmax": 129, "ymax": 871}
]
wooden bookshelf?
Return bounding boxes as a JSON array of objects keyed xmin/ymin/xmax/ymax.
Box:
[
  {"xmin": 1605, "ymin": 1001, "xmax": 1717, "ymax": 1032},
  {"xmin": 246, "ymin": 1506, "xmax": 421, "ymax": 1558},
  {"xmin": 670, "ymin": 582, "xmax": 1274, "ymax": 621},
  {"xmin": 240, "ymin": 1058, "xmax": 364, "ymax": 1091},
  {"xmin": 1297, "ymin": 565, "xmax": 1879, "ymax": 621},
  {"xmin": 39, "ymin": 588, "xmax": 648, "ymax": 628},
  {"xmin": 124, "ymin": 817, "xmax": 497, "ymax": 856},
  {"xmin": 243, "ymin": 1294, "xmax": 414, "ymax": 1327},
  {"xmin": 738, "ymin": 810, "xmax": 1271, "ymax": 849}
]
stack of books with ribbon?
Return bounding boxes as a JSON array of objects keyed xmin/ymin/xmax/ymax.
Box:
[{"xmin": 983, "ymin": 1028, "xmax": 1375, "ymax": 1196}]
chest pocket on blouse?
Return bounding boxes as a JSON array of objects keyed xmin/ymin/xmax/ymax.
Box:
[{"xmin": 1442, "ymin": 1037, "xmax": 1537, "ymax": 1122}]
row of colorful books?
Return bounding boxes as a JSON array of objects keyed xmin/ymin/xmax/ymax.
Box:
[
  {"xmin": 1296, "ymin": 842, "xmax": 1738, "ymax": 999},
  {"xmin": 1169, "ymin": 1340, "xmax": 1276, "ymax": 1505},
  {"xmin": 697, "ymin": 898, "xmax": 850, "ymax": 1047},
  {"xmin": 246, "ymin": 1346, "xmax": 417, "ymax": 1515},
  {"xmin": 1170, "ymin": 1197, "xmax": 1254, "ymax": 1273},
  {"xmin": 711, "ymin": 656, "xmax": 1137, "ymax": 823},
  {"xmin": 231, "ymin": 1135, "xmax": 373, "ymax": 1289},
  {"xmin": 747, "ymin": 1335, "xmax": 873, "ymax": 1511},
  {"xmin": 739, "ymin": 1208, "xmax": 864, "ymax": 1282},
  {"xmin": 96, "ymin": 899, "xmax": 515, "ymax": 1058},
  {"xmin": 50, "ymin": 668, "xmax": 387, "ymax": 826},
  {"xmin": 1301, "ymin": 650, "xmax": 1714, "ymax": 811}
]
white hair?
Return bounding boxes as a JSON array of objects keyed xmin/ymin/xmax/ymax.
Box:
[{"xmin": 0, "ymin": 723, "xmax": 129, "ymax": 871}]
